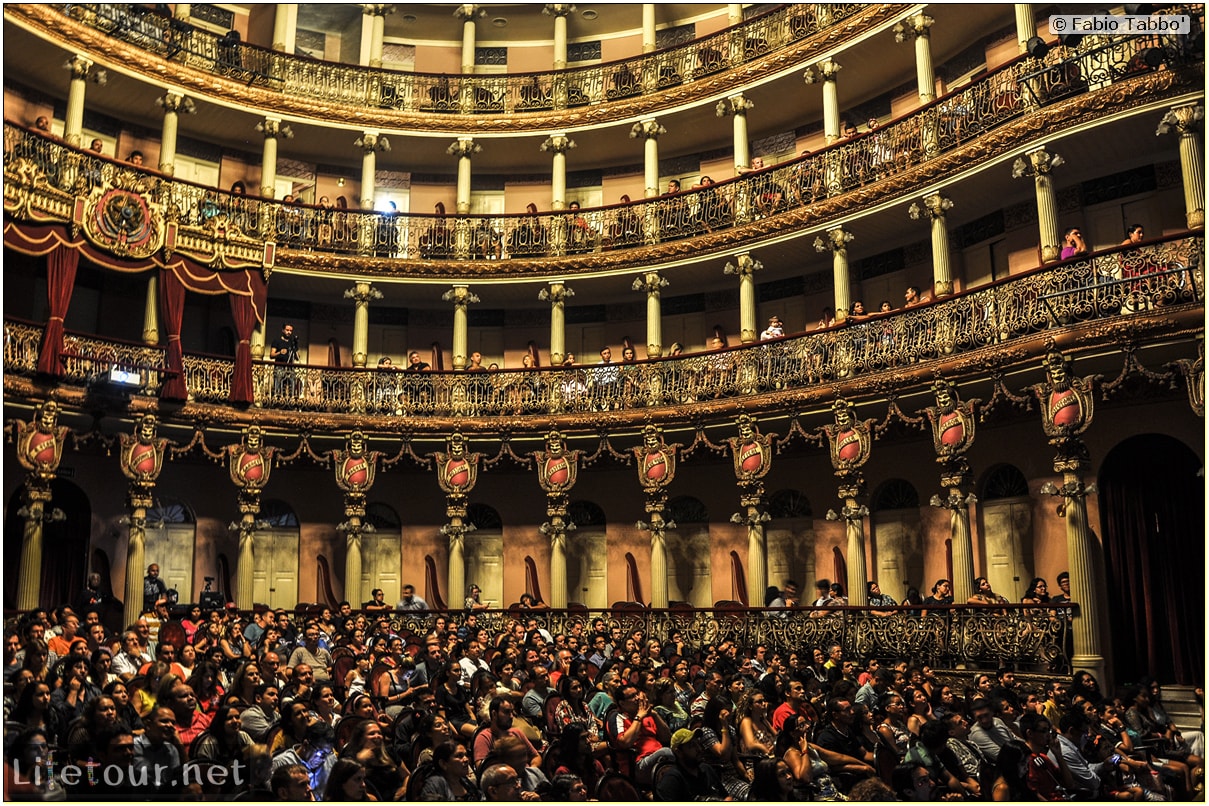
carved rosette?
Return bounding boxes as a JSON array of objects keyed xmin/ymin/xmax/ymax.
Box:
[{"xmin": 83, "ymin": 187, "xmax": 164, "ymax": 259}]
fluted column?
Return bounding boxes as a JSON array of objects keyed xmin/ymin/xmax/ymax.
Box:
[
  {"xmin": 815, "ymin": 227, "xmax": 855, "ymax": 320},
  {"xmin": 716, "ymin": 93, "xmax": 754, "ymax": 171},
  {"xmin": 1012, "ymin": 147, "xmax": 1064, "ymax": 263},
  {"xmin": 142, "ymin": 276, "xmax": 159, "ymax": 346},
  {"xmin": 123, "ymin": 490, "xmax": 152, "ymax": 626},
  {"xmin": 63, "ymin": 56, "xmax": 93, "ymax": 148},
  {"xmin": 1059, "ymin": 477, "xmax": 1106, "ymax": 683},
  {"xmin": 361, "ymin": 5, "xmax": 392, "ymax": 68},
  {"xmin": 455, "ymin": 4, "xmax": 482, "ymax": 73},
  {"xmin": 272, "ymin": 3, "xmax": 298, "ymax": 53},
  {"xmin": 355, "ymin": 131, "xmax": 390, "ymax": 211},
  {"xmin": 804, "ymin": 59, "xmax": 843, "ymax": 144},
  {"xmin": 155, "ymin": 91, "xmax": 194, "ymax": 177},
  {"xmin": 16, "ymin": 488, "xmax": 51, "ymax": 611},
  {"xmin": 909, "ymin": 194, "xmax": 956, "ymax": 297},
  {"xmin": 541, "ymin": 133, "xmax": 576, "ymax": 211},
  {"xmin": 447, "ymin": 137, "xmax": 480, "ymax": 215},
  {"xmin": 443, "ymin": 286, "xmax": 479, "ymax": 370},
  {"xmin": 895, "ymin": 13, "xmax": 936, "ymax": 102},
  {"xmin": 235, "ymin": 515, "xmax": 256, "ymax": 609},
  {"xmin": 544, "ymin": 4, "xmax": 574, "ymax": 69},
  {"xmin": 727, "ymin": 3, "xmax": 743, "ymax": 25},
  {"xmin": 346, "ymin": 282, "xmax": 383, "ymax": 368},
  {"xmin": 630, "ymin": 118, "xmax": 666, "ymax": 199},
  {"xmin": 828, "ymin": 485, "xmax": 869, "ymax": 607},
  {"xmin": 1015, "ymin": 4, "xmax": 1035, "ymax": 53},
  {"xmin": 1158, "ymin": 104, "xmax": 1205, "ymax": 228},
  {"xmin": 256, "ymin": 117, "xmax": 293, "ymax": 201},
  {"xmin": 539, "ymin": 282, "xmax": 574, "ymax": 366},
  {"xmin": 649, "ymin": 512, "xmax": 669, "ymax": 608},
  {"xmin": 632, "ymin": 272, "xmax": 668, "ymax": 359},
  {"xmin": 642, "ymin": 4, "xmax": 657, "ymax": 53},
  {"xmin": 724, "ymin": 253, "xmax": 765, "ymax": 344}
]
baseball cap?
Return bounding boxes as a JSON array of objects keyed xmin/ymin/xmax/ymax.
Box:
[{"xmin": 670, "ymin": 728, "xmax": 701, "ymax": 750}]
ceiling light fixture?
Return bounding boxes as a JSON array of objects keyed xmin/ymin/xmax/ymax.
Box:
[
  {"xmin": 492, "ymin": 17, "xmax": 507, "ymax": 27},
  {"xmin": 581, "ymin": 9, "xmax": 598, "ymax": 20}
]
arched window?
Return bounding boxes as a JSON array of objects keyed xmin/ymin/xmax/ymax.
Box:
[
  {"xmin": 979, "ymin": 464, "xmax": 1030, "ymax": 500},
  {"xmin": 568, "ymin": 500, "xmax": 607, "ymax": 528},
  {"xmin": 365, "ymin": 502, "xmax": 402, "ymax": 531},
  {"xmin": 259, "ymin": 499, "xmax": 299, "ymax": 528},
  {"xmin": 667, "ymin": 496, "xmax": 709, "ymax": 524},
  {"xmin": 768, "ymin": 489, "xmax": 812, "ymax": 519},
  {"xmin": 147, "ymin": 497, "xmax": 195, "ymax": 525},
  {"xmin": 467, "ymin": 503, "xmax": 502, "ymax": 530},
  {"xmin": 871, "ymin": 479, "xmax": 919, "ymax": 511}
]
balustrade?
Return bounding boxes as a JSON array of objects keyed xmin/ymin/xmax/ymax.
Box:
[
  {"xmin": 52, "ymin": 3, "xmax": 868, "ymax": 115},
  {"xmin": 5, "ymin": 236, "xmax": 1200, "ymax": 414},
  {"xmin": 5, "ymin": 18, "xmax": 1198, "ymax": 266}
]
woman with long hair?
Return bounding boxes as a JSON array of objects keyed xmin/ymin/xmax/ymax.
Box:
[
  {"xmin": 748, "ymin": 757, "xmax": 796, "ymax": 801},
  {"xmin": 651, "ymin": 677, "xmax": 689, "ymax": 734},
  {"xmin": 345, "ymin": 653, "xmax": 372, "ymax": 697},
  {"xmin": 323, "ymin": 758, "xmax": 378, "ymax": 801},
  {"xmin": 339, "ymin": 718, "xmax": 409, "ymax": 801},
  {"xmin": 737, "ymin": 688, "xmax": 776, "ymax": 758},
  {"xmin": 177, "ymin": 643, "xmax": 197, "ymax": 678},
  {"xmin": 904, "ymin": 685, "xmax": 934, "ymax": 736},
  {"xmin": 553, "ymin": 674, "xmax": 601, "ymax": 747},
  {"xmin": 408, "ymin": 739, "xmax": 480, "ymax": 801},
  {"xmin": 343, "ymin": 692, "xmax": 381, "ymax": 725},
  {"xmin": 226, "ymin": 660, "xmax": 261, "ymax": 706},
  {"xmin": 1020, "ymin": 577, "xmax": 1050, "ymax": 604},
  {"xmin": 272, "ymin": 699, "xmax": 313, "ymax": 755},
  {"xmin": 309, "ymin": 683, "xmax": 342, "ymax": 730},
  {"xmin": 64, "ymin": 694, "xmax": 119, "ymax": 763},
  {"xmin": 875, "ymin": 693, "xmax": 912, "ymax": 760},
  {"xmin": 700, "ymin": 694, "xmax": 752, "ymax": 799},
  {"xmin": 9, "ymin": 681, "xmax": 66, "ymax": 747},
  {"xmin": 408, "ymin": 711, "xmax": 455, "ymax": 769},
  {"xmin": 102, "ymin": 678, "xmax": 143, "ymax": 732},
  {"xmin": 219, "ymin": 620, "xmax": 252, "ymax": 676},
  {"xmin": 187, "ymin": 660, "xmax": 224, "ymax": 714},
  {"xmin": 434, "ymin": 661, "xmax": 476, "ymax": 739},
  {"xmin": 134, "ymin": 661, "xmax": 171, "ymax": 718},
  {"xmin": 192, "ymin": 703, "xmax": 253, "ymax": 773},
  {"xmin": 181, "ymin": 605, "xmax": 204, "ymax": 643},
  {"xmin": 18, "ymin": 639, "xmax": 51, "ymax": 684},
  {"xmin": 550, "ymin": 723, "xmax": 605, "ymax": 793}
]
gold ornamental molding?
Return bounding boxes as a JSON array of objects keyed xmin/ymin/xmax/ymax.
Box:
[{"xmin": 6, "ymin": 3, "xmax": 911, "ymax": 134}]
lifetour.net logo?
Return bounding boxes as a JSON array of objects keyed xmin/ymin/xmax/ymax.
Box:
[{"xmin": 9, "ymin": 758, "xmax": 249, "ymax": 793}]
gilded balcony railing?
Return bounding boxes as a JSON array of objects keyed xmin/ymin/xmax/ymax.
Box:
[
  {"xmin": 3, "ymin": 319, "xmax": 42, "ymax": 374},
  {"xmin": 7, "ymin": 236, "xmax": 1200, "ymax": 412},
  {"xmin": 374, "ymin": 604, "xmax": 1073, "ymax": 671},
  {"xmin": 59, "ymin": 332, "xmax": 167, "ymax": 393},
  {"xmin": 53, "ymin": 3, "xmax": 868, "ymax": 115}
]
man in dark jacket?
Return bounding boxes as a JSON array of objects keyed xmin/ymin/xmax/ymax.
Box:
[{"xmin": 653, "ymin": 728, "xmax": 728, "ymax": 801}]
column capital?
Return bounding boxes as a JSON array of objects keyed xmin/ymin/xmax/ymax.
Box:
[
  {"xmin": 629, "ymin": 118, "xmax": 667, "ymax": 140},
  {"xmin": 447, "ymin": 137, "xmax": 481, "ymax": 158},
  {"xmin": 723, "ymin": 252, "xmax": 764, "ymax": 277},
  {"xmin": 715, "ymin": 93, "xmax": 755, "ymax": 118},
  {"xmin": 542, "ymin": 3, "xmax": 576, "ymax": 18},
  {"xmin": 909, "ymin": 193, "xmax": 954, "ymax": 221},
  {"xmin": 361, "ymin": 4, "xmax": 395, "ymax": 17},
  {"xmin": 66, "ymin": 55, "xmax": 94, "ymax": 80},
  {"xmin": 355, "ymin": 131, "xmax": 391, "ymax": 153},
  {"xmin": 804, "ymin": 58, "xmax": 842, "ymax": 83},
  {"xmin": 538, "ymin": 282, "xmax": 575, "ymax": 303},
  {"xmin": 894, "ymin": 12, "xmax": 935, "ymax": 41},
  {"xmin": 155, "ymin": 91, "xmax": 196, "ymax": 115},
  {"xmin": 1157, "ymin": 103, "xmax": 1205, "ymax": 136},
  {"xmin": 540, "ymin": 133, "xmax": 577, "ymax": 154},
  {"xmin": 344, "ymin": 281, "xmax": 384, "ymax": 305},
  {"xmin": 442, "ymin": 285, "xmax": 481, "ymax": 306},
  {"xmin": 631, "ymin": 271, "xmax": 669, "ymax": 294},
  {"xmin": 1012, "ymin": 147, "xmax": 1063, "ymax": 178},
  {"xmin": 256, "ymin": 117, "xmax": 294, "ymax": 140},
  {"xmin": 453, "ymin": 4, "xmax": 485, "ymax": 21},
  {"xmin": 814, "ymin": 227, "xmax": 854, "ymax": 253}
]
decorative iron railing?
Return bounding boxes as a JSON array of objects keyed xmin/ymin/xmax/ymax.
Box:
[
  {"xmin": 54, "ymin": 3, "xmax": 869, "ymax": 115},
  {"xmin": 5, "ymin": 236, "xmax": 1201, "ymax": 412},
  {"xmin": 5, "ymin": 18, "xmax": 1199, "ymax": 266},
  {"xmin": 373, "ymin": 604, "xmax": 1073, "ymax": 672}
]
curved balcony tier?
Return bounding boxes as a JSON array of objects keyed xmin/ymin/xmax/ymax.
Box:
[
  {"xmin": 4, "ymin": 26, "xmax": 1201, "ymax": 283},
  {"xmin": 5, "ymin": 235, "xmax": 1202, "ymax": 437},
  {"xmin": 11, "ymin": 3, "xmax": 907, "ymax": 132}
]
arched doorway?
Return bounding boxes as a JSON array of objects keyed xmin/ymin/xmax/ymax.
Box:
[
  {"xmin": 253, "ymin": 499, "xmax": 300, "ymax": 609},
  {"xmin": 363, "ymin": 502, "xmax": 402, "ymax": 605},
  {"xmin": 666, "ymin": 495, "xmax": 711, "ymax": 607},
  {"xmin": 466, "ymin": 503, "xmax": 503, "ymax": 608},
  {"xmin": 1099, "ymin": 434, "xmax": 1204, "ymax": 684},
  {"xmin": 766, "ymin": 489, "xmax": 815, "ymax": 606},
  {"xmin": 977, "ymin": 464, "xmax": 1034, "ymax": 602},
  {"xmin": 870, "ymin": 478, "xmax": 922, "ymax": 603},
  {"xmin": 567, "ymin": 500, "xmax": 607, "ymax": 609},
  {"xmin": 4, "ymin": 479, "xmax": 90, "ymax": 610}
]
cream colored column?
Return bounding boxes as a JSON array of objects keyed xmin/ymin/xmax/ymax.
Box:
[
  {"xmin": 155, "ymin": 91, "xmax": 194, "ymax": 177},
  {"xmin": 539, "ymin": 282, "xmax": 574, "ymax": 365},
  {"xmin": 1012, "ymin": 147, "xmax": 1064, "ymax": 263},
  {"xmin": 804, "ymin": 59, "xmax": 842, "ymax": 144},
  {"xmin": 815, "ymin": 227, "xmax": 855, "ymax": 320},
  {"xmin": 727, "ymin": 4, "xmax": 743, "ymax": 25},
  {"xmin": 235, "ymin": 515, "xmax": 256, "ymax": 609},
  {"xmin": 545, "ymin": 514, "xmax": 569, "ymax": 609},
  {"xmin": 456, "ymin": 4, "xmax": 482, "ymax": 73},
  {"xmin": 1015, "ymin": 4, "xmax": 1035, "ymax": 53},
  {"xmin": 346, "ymin": 281, "xmax": 382, "ymax": 368},
  {"xmin": 272, "ymin": 3, "xmax": 298, "ymax": 53},
  {"xmin": 544, "ymin": 4, "xmax": 573, "ymax": 69},
  {"xmin": 950, "ymin": 498, "xmax": 976, "ymax": 605},
  {"xmin": 63, "ymin": 56, "xmax": 93, "ymax": 148},
  {"xmin": 173, "ymin": 4, "xmax": 191, "ymax": 20},
  {"xmin": 649, "ymin": 513, "xmax": 669, "ymax": 608},
  {"xmin": 642, "ymin": 4, "xmax": 657, "ymax": 53},
  {"xmin": 541, "ymin": 133, "xmax": 576, "ymax": 211},
  {"xmin": 257, "ymin": 116, "xmax": 293, "ymax": 200},
  {"xmin": 446, "ymin": 520, "xmax": 467, "ymax": 612},
  {"xmin": 250, "ymin": 320, "xmax": 266, "ymax": 361},
  {"xmin": 356, "ymin": 131, "xmax": 390, "ymax": 211},
  {"xmin": 829, "ymin": 489, "xmax": 870, "ymax": 607},
  {"xmin": 123, "ymin": 491, "xmax": 152, "ymax": 626},
  {"xmin": 724, "ymin": 253, "xmax": 764, "ymax": 343},
  {"xmin": 1058, "ymin": 475, "xmax": 1108, "ymax": 685},
  {"xmin": 716, "ymin": 93, "xmax": 754, "ymax": 171},
  {"xmin": 895, "ymin": 14, "xmax": 936, "ymax": 102},
  {"xmin": 141, "ymin": 276, "xmax": 160, "ymax": 346},
  {"xmin": 16, "ymin": 488, "xmax": 52, "ymax": 611},
  {"xmin": 909, "ymin": 193, "xmax": 956, "ymax": 297},
  {"xmin": 631, "ymin": 118, "xmax": 666, "ymax": 199},
  {"xmin": 361, "ymin": 5, "xmax": 391, "ymax": 68},
  {"xmin": 443, "ymin": 286, "xmax": 479, "ymax": 370},
  {"xmin": 1159, "ymin": 104, "xmax": 1206, "ymax": 228},
  {"xmin": 448, "ymin": 137, "xmax": 480, "ymax": 215},
  {"xmin": 633, "ymin": 271, "xmax": 668, "ymax": 359}
]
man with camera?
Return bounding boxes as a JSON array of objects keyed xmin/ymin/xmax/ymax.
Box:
[{"xmin": 271, "ymin": 323, "xmax": 300, "ymax": 400}]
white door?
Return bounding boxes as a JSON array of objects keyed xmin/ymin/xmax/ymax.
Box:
[
  {"xmin": 567, "ymin": 530, "xmax": 608, "ymax": 608},
  {"xmin": 144, "ymin": 524, "xmax": 196, "ymax": 602},
  {"xmin": 466, "ymin": 531, "xmax": 504, "ymax": 607},
  {"xmin": 360, "ymin": 532, "xmax": 401, "ymax": 605},
  {"xmin": 253, "ymin": 529, "xmax": 300, "ymax": 609},
  {"xmin": 173, "ymin": 155, "xmax": 221, "ymax": 188},
  {"xmin": 981, "ymin": 498, "xmax": 1034, "ymax": 601}
]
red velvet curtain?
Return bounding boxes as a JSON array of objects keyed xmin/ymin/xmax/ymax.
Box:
[
  {"xmin": 228, "ymin": 294, "xmax": 256, "ymax": 404},
  {"xmin": 35, "ymin": 246, "xmax": 80, "ymax": 376},
  {"xmin": 159, "ymin": 269, "xmax": 188, "ymax": 400}
]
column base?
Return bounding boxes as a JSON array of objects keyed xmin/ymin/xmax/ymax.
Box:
[{"xmin": 1070, "ymin": 653, "xmax": 1107, "ymax": 684}]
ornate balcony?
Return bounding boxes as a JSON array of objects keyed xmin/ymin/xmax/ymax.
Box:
[
  {"xmin": 4, "ymin": 20, "xmax": 1201, "ymax": 281},
  {"xmin": 21, "ymin": 3, "xmax": 896, "ymax": 130},
  {"xmin": 5, "ymin": 234, "xmax": 1202, "ymax": 427}
]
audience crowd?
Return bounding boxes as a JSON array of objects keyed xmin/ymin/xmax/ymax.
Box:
[{"xmin": 2, "ymin": 582, "xmax": 1202, "ymax": 802}]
